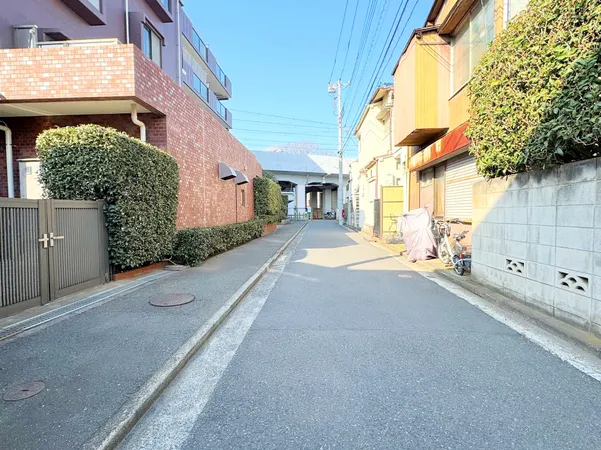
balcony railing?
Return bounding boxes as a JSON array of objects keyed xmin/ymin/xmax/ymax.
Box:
[
  {"xmin": 37, "ymin": 38, "xmax": 121, "ymax": 48},
  {"xmin": 182, "ymin": 60, "xmax": 232, "ymax": 128},
  {"xmin": 180, "ymin": 11, "xmax": 232, "ymax": 96}
]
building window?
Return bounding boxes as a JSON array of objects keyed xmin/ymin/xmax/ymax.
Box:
[
  {"xmin": 241, "ymin": 189, "xmax": 246, "ymax": 206},
  {"xmin": 89, "ymin": 0, "xmax": 101, "ymax": 10},
  {"xmin": 160, "ymin": 0, "xmax": 170, "ymax": 11},
  {"xmin": 451, "ymin": 0, "xmax": 494, "ymax": 93},
  {"xmin": 143, "ymin": 24, "xmax": 162, "ymax": 67},
  {"xmin": 507, "ymin": 0, "xmax": 528, "ymax": 23}
]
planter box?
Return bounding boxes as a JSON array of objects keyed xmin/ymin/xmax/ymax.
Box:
[
  {"xmin": 262, "ymin": 222, "xmax": 277, "ymax": 237},
  {"xmin": 112, "ymin": 261, "xmax": 168, "ymax": 281}
]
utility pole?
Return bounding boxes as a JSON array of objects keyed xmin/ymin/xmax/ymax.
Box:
[{"xmin": 328, "ymin": 79, "xmax": 349, "ymax": 226}]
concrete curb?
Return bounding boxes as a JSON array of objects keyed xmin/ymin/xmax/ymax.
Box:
[{"xmin": 82, "ymin": 222, "xmax": 308, "ymax": 450}]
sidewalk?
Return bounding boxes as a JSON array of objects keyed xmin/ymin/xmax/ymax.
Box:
[{"xmin": 0, "ymin": 222, "xmax": 304, "ymax": 450}]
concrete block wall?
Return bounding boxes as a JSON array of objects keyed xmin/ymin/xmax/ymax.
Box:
[{"xmin": 472, "ymin": 158, "xmax": 601, "ymax": 334}]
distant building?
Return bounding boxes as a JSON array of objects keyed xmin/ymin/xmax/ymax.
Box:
[
  {"xmin": 351, "ymin": 86, "xmax": 407, "ymax": 235},
  {"xmin": 254, "ymin": 151, "xmax": 350, "ymax": 220}
]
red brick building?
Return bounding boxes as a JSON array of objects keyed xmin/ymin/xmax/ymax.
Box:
[{"xmin": 0, "ymin": 1, "xmax": 261, "ymax": 228}]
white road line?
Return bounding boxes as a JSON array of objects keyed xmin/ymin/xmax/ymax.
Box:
[
  {"xmin": 390, "ymin": 252, "xmax": 601, "ymax": 382},
  {"xmin": 120, "ymin": 234, "xmax": 302, "ymax": 450}
]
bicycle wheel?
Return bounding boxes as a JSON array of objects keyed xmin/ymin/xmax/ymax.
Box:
[
  {"xmin": 437, "ymin": 237, "xmax": 452, "ymax": 265},
  {"xmin": 452, "ymin": 256, "xmax": 465, "ymax": 275}
]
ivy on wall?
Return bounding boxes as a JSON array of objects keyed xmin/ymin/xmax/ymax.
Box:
[{"xmin": 467, "ymin": 0, "xmax": 601, "ymax": 178}]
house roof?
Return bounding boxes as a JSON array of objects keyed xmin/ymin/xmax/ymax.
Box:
[
  {"xmin": 391, "ymin": 26, "xmax": 439, "ymax": 75},
  {"xmin": 355, "ymin": 85, "xmax": 394, "ymax": 135},
  {"xmin": 254, "ymin": 151, "xmax": 351, "ymax": 176}
]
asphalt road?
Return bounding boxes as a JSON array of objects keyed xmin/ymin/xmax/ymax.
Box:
[{"xmin": 123, "ymin": 221, "xmax": 601, "ymax": 450}]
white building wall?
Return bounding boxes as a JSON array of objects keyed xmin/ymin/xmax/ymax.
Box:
[{"xmin": 472, "ymin": 158, "xmax": 601, "ymax": 335}]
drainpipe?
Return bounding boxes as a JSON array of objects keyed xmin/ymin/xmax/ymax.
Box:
[
  {"xmin": 131, "ymin": 105, "xmax": 146, "ymax": 142},
  {"xmin": 125, "ymin": 0, "xmax": 130, "ymax": 44},
  {"xmin": 176, "ymin": 0, "xmax": 182, "ymax": 86},
  {"xmin": 0, "ymin": 123, "xmax": 14, "ymax": 198}
]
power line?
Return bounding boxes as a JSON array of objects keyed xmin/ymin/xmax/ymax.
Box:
[
  {"xmin": 347, "ymin": 0, "xmax": 379, "ymax": 84},
  {"xmin": 328, "ymin": 0, "xmax": 351, "ymax": 82},
  {"xmin": 230, "ymin": 109, "xmax": 338, "ymax": 126},
  {"xmin": 338, "ymin": 0, "xmax": 361, "ymax": 80},
  {"xmin": 343, "ymin": 0, "xmax": 420, "ymax": 151},
  {"xmin": 342, "ymin": 0, "xmax": 409, "ymax": 127},
  {"xmin": 234, "ymin": 118, "xmax": 338, "ymax": 129},
  {"xmin": 234, "ymin": 128, "xmax": 338, "ymax": 137}
]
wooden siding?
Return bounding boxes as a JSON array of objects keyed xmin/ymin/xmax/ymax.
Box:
[
  {"xmin": 449, "ymin": 86, "xmax": 470, "ymax": 130},
  {"xmin": 394, "ymin": 31, "xmax": 449, "ymax": 146}
]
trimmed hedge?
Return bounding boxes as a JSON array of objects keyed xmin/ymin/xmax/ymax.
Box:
[
  {"xmin": 254, "ymin": 175, "xmax": 285, "ymax": 222},
  {"xmin": 172, "ymin": 219, "xmax": 264, "ymax": 266},
  {"xmin": 37, "ymin": 125, "xmax": 179, "ymax": 270},
  {"xmin": 467, "ymin": 0, "xmax": 601, "ymax": 178}
]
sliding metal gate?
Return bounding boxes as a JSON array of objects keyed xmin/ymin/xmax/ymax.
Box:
[{"xmin": 0, "ymin": 199, "xmax": 109, "ymax": 318}]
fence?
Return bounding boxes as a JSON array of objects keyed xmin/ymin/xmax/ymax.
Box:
[{"xmin": 0, "ymin": 199, "xmax": 109, "ymax": 318}]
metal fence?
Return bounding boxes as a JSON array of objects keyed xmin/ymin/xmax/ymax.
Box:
[{"xmin": 0, "ymin": 199, "xmax": 109, "ymax": 318}]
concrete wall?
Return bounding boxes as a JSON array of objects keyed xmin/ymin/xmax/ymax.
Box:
[{"xmin": 472, "ymin": 158, "xmax": 601, "ymax": 334}]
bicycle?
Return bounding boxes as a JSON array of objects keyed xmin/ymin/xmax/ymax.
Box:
[
  {"xmin": 433, "ymin": 220, "xmax": 452, "ymax": 264},
  {"xmin": 386, "ymin": 214, "xmax": 403, "ymax": 245},
  {"xmin": 450, "ymin": 230, "xmax": 472, "ymax": 276}
]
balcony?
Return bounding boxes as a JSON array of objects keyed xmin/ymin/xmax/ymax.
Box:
[
  {"xmin": 393, "ymin": 27, "xmax": 449, "ymax": 147},
  {"xmin": 182, "ymin": 60, "xmax": 232, "ymax": 128},
  {"xmin": 180, "ymin": 11, "xmax": 232, "ymax": 99}
]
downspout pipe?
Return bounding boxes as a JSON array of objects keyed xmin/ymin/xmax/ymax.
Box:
[
  {"xmin": 0, "ymin": 123, "xmax": 14, "ymax": 198},
  {"xmin": 131, "ymin": 105, "xmax": 146, "ymax": 142},
  {"xmin": 125, "ymin": 0, "xmax": 130, "ymax": 44}
]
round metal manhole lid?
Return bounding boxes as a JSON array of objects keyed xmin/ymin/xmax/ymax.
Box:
[
  {"xmin": 3, "ymin": 381, "xmax": 46, "ymax": 401},
  {"xmin": 149, "ymin": 293, "xmax": 195, "ymax": 307}
]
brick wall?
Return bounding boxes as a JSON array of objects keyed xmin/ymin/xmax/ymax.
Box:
[
  {"xmin": 0, "ymin": 45, "xmax": 262, "ymax": 228},
  {"xmin": 132, "ymin": 47, "xmax": 261, "ymax": 227}
]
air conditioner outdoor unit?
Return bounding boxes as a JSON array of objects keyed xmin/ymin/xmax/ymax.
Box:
[{"xmin": 14, "ymin": 25, "xmax": 38, "ymax": 48}]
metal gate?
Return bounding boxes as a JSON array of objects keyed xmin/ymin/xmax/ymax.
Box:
[{"xmin": 0, "ymin": 199, "xmax": 109, "ymax": 318}]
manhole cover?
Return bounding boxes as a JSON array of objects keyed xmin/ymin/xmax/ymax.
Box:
[
  {"xmin": 3, "ymin": 381, "xmax": 45, "ymax": 401},
  {"xmin": 149, "ymin": 293, "xmax": 195, "ymax": 307}
]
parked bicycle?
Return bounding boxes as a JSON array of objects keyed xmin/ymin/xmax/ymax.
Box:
[
  {"xmin": 450, "ymin": 230, "xmax": 472, "ymax": 276},
  {"xmin": 386, "ymin": 214, "xmax": 403, "ymax": 244},
  {"xmin": 433, "ymin": 219, "xmax": 454, "ymax": 264}
]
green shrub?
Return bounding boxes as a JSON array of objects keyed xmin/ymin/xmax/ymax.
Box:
[
  {"xmin": 467, "ymin": 0, "xmax": 601, "ymax": 178},
  {"xmin": 254, "ymin": 175, "xmax": 285, "ymax": 222},
  {"xmin": 37, "ymin": 124, "xmax": 179, "ymax": 270},
  {"xmin": 172, "ymin": 219, "xmax": 264, "ymax": 266}
]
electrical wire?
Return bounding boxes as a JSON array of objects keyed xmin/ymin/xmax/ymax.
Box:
[
  {"xmin": 328, "ymin": 0, "xmax": 351, "ymax": 82},
  {"xmin": 234, "ymin": 118, "xmax": 339, "ymax": 130},
  {"xmin": 338, "ymin": 0, "xmax": 361, "ymax": 80},
  {"xmin": 230, "ymin": 109, "xmax": 338, "ymax": 126}
]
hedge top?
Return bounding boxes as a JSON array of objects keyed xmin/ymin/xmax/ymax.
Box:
[{"xmin": 467, "ymin": 0, "xmax": 601, "ymax": 178}]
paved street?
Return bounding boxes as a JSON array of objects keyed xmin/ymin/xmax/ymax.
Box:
[{"xmin": 123, "ymin": 221, "xmax": 601, "ymax": 449}]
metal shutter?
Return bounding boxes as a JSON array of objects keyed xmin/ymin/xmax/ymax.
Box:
[{"xmin": 445, "ymin": 152, "xmax": 481, "ymax": 220}]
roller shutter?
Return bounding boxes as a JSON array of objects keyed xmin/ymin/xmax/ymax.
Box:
[{"xmin": 445, "ymin": 152, "xmax": 481, "ymax": 220}]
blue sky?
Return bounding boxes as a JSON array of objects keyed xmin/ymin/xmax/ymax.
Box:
[{"xmin": 185, "ymin": 0, "xmax": 431, "ymax": 158}]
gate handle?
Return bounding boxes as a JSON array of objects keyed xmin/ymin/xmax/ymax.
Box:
[
  {"xmin": 38, "ymin": 234, "xmax": 49, "ymax": 249},
  {"xmin": 49, "ymin": 232, "xmax": 64, "ymax": 247}
]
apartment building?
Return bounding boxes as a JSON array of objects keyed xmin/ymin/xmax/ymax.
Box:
[
  {"xmin": 0, "ymin": 0, "xmax": 260, "ymax": 228},
  {"xmin": 351, "ymin": 85, "xmax": 406, "ymax": 234},
  {"xmin": 393, "ymin": 0, "xmax": 529, "ymax": 234}
]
